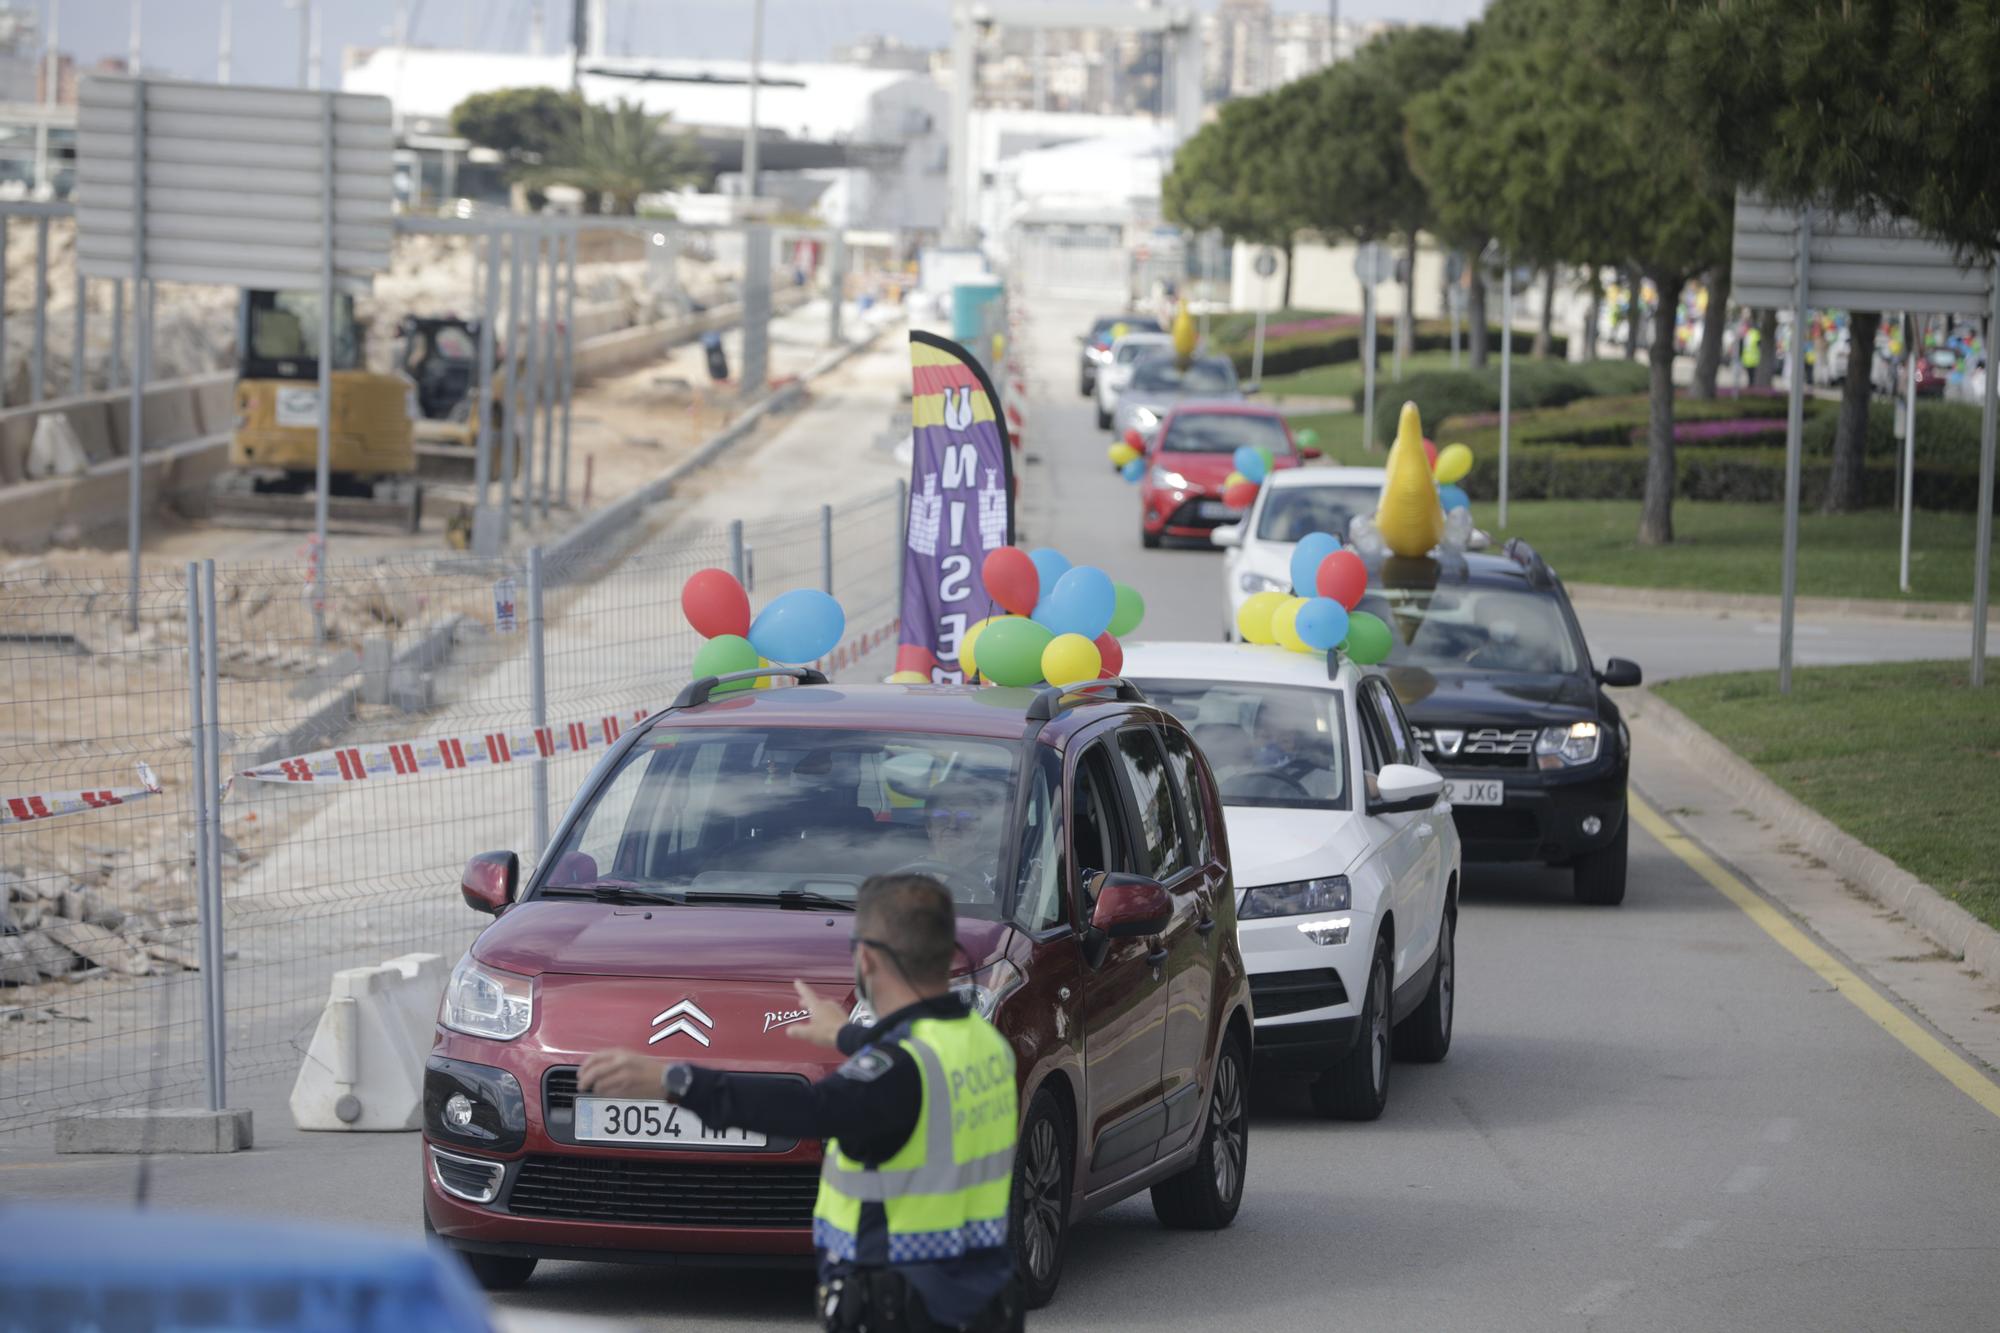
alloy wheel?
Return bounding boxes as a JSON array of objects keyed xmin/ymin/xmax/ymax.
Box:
[
  {"xmin": 1370, "ymin": 964, "xmax": 1390, "ymax": 1092},
  {"xmin": 1018, "ymin": 1116, "xmax": 1065, "ymax": 1281},
  {"xmin": 1208, "ymin": 1049, "xmax": 1247, "ymax": 1204}
]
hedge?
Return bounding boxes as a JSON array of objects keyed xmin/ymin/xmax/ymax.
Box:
[
  {"xmin": 1458, "ymin": 444, "xmax": 1994, "ymax": 511},
  {"xmin": 1378, "ymin": 362, "xmax": 1651, "ymax": 441},
  {"xmin": 1217, "ymin": 319, "xmax": 1567, "ymax": 380},
  {"xmin": 1801, "ymin": 398, "xmax": 1985, "ymax": 468},
  {"xmin": 1437, "ymin": 394, "xmax": 1812, "ymax": 454}
]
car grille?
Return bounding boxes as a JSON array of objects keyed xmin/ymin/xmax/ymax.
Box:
[
  {"xmin": 545, "ymin": 1067, "xmax": 581, "ymax": 1116},
  {"xmin": 1413, "ymin": 725, "xmax": 1537, "ymax": 768},
  {"xmin": 507, "ymin": 1155, "xmax": 821, "ymax": 1228},
  {"xmin": 1251, "ymin": 968, "xmax": 1348, "ymax": 1018}
]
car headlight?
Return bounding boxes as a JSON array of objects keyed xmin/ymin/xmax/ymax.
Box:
[
  {"xmin": 1240, "ymin": 875, "xmax": 1351, "ymax": 920},
  {"xmin": 1238, "ymin": 570, "xmax": 1286, "ymax": 593},
  {"xmin": 1536, "ymin": 721, "xmax": 1601, "ymax": 767},
  {"xmin": 1133, "ymin": 406, "xmax": 1159, "ymax": 429},
  {"xmin": 1151, "ymin": 466, "xmax": 1189, "ymax": 490},
  {"xmin": 441, "ymin": 955, "xmax": 535, "ymax": 1040}
]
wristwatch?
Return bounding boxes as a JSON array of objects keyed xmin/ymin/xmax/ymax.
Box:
[{"xmin": 662, "ymin": 1062, "xmax": 695, "ymax": 1102}]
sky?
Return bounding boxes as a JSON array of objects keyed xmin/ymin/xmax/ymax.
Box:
[{"xmin": 47, "ymin": 1, "xmax": 1487, "ymax": 87}]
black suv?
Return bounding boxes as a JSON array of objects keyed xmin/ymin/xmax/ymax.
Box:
[
  {"xmin": 1361, "ymin": 541, "xmax": 1642, "ymax": 905},
  {"xmin": 1078, "ymin": 313, "xmax": 1163, "ymax": 396}
]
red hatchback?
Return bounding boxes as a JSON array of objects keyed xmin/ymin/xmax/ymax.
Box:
[
  {"xmin": 422, "ymin": 671, "xmax": 1253, "ymax": 1309},
  {"xmin": 1138, "ymin": 404, "xmax": 1314, "ymax": 548}
]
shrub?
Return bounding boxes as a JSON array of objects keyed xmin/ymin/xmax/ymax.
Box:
[
  {"xmin": 1800, "ymin": 398, "xmax": 1984, "ymax": 467},
  {"xmin": 1377, "ymin": 361, "xmax": 1650, "ymax": 441},
  {"xmin": 1217, "ymin": 320, "xmax": 1566, "ymax": 380},
  {"xmin": 1438, "ymin": 394, "xmax": 1813, "ymax": 454},
  {"xmin": 1458, "ymin": 444, "xmax": 1993, "ymax": 511}
]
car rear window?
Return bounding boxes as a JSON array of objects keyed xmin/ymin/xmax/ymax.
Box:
[
  {"xmin": 1130, "ymin": 356, "xmax": 1236, "ymax": 395},
  {"xmin": 540, "ymin": 727, "xmax": 1022, "ymax": 918},
  {"xmin": 1255, "ymin": 484, "xmax": 1379, "ymax": 541},
  {"xmin": 1126, "ymin": 679, "xmax": 1350, "ymax": 811},
  {"xmin": 1159, "ymin": 412, "xmax": 1289, "ymax": 456}
]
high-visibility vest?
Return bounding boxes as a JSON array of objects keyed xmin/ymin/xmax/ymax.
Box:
[
  {"xmin": 812, "ymin": 1013, "xmax": 1017, "ymax": 1267},
  {"xmin": 1742, "ymin": 329, "xmax": 1762, "ymax": 367}
]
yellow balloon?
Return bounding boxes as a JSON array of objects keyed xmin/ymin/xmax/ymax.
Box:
[
  {"xmin": 1434, "ymin": 442, "xmax": 1474, "ymax": 486},
  {"xmin": 888, "ymin": 669, "xmax": 928, "ymax": 684},
  {"xmin": 1272, "ymin": 596, "xmax": 1311, "ymax": 654},
  {"xmin": 1377, "ymin": 401, "xmax": 1445, "ymax": 558},
  {"xmin": 1171, "ymin": 302, "xmax": 1197, "ymax": 365},
  {"xmin": 960, "ymin": 616, "xmax": 995, "ymax": 679},
  {"xmin": 1109, "ymin": 442, "xmax": 1140, "ymax": 468},
  {"xmin": 1042, "ymin": 633, "xmax": 1102, "ymax": 687},
  {"xmin": 1223, "ymin": 470, "xmax": 1249, "ymax": 489},
  {"xmin": 1237, "ymin": 590, "xmax": 1285, "ymax": 644},
  {"xmin": 1111, "ymin": 322, "xmax": 1129, "ymax": 340}
]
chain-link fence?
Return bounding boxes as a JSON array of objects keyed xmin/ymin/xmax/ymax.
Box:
[{"xmin": 0, "ymin": 481, "xmax": 906, "ymax": 1135}]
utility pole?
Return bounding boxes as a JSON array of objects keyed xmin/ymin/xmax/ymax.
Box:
[
  {"xmin": 34, "ymin": 0, "xmax": 57, "ymax": 197},
  {"xmin": 217, "ymin": 0, "xmax": 231, "ymax": 82},
  {"xmin": 528, "ymin": 0, "xmax": 545, "ymax": 56},
  {"xmin": 128, "ymin": 0, "xmax": 140, "ymax": 72},
  {"xmin": 289, "ymin": 0, "xmax": 311, "ymax": 89},
  {"xmin": 569, "ymin": 0, "xmax": 585, "ymax": 90},
  {"xmin": 308, "ymin": 0, "xmax": 322, "ymax": 89},
  {"xmin": 742, "ymin": 0, "xmax": 764, "ymax": 205}
]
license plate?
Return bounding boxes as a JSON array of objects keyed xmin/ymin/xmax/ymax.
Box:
[
  {"xmin": 574, "ymin": 1097, "xmax": 767, "ymax": 1149},
  {"xmin": 275, "ymin": 387, "xmax": 320, "ymax": 427},
  {"xmin": 1444, "ymin": 779, "xmax": 1504, "ymax": 806},
  {"xmin": 1197, "ymin": 500, "xmax": 1237, "ymax": 519}
]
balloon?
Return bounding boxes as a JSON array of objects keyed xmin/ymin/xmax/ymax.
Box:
[
  {"xmin": 1438, "ymin": 483, "xmax": 1471, "ymax": 512},
  {"xmin": 977, "ymin": 616, "xmax": 1054, "ymax": 687},
  {"xmin": 1377, "ymin": 402, "xmax": 1445, "ymax": 557},
  {"xmin": 1029, "ymin": 547, "xmax": 1072, "ymax": 595},
  {"xmin": 1295, "ymin": 597, "xmax": 1350, "ymax": 652},
  {"xmin": 748, "ymin": 589, "xmax": 845, "ymax": 664},
  {"xmin": 1341, "ymin": 611, "xmax": 1394, "ymax": 665},
  {"xmin": 1290, "ymin": 531, "xmax": 1342, "ymax": 597},
  {"xmin": 1124, "ymin": 428, "xmax": 1144, "ymax": 450},
  {"xmin": 1042, "ymin": 633, "xmax": 1102, "ymax": 686},
  {"xmin": 1108, "ymin": 441, "xmax": 1139, "ymax": 468},
  {"xmin": 1255, "ymin": 445, "xmax": 1275, "ymax": 477},
  {"xmin": 1036, "ymin": 566, "xmax": 1117, "ymax": 640},
  {"xmin": 1223, "ymin": 469, "xmax": 1249, "ymax": 489},
  {"xmin": 959, "ymin": 616, "xmax": 995, "ymax": 678},
  {"xmin": 1237, "ymin": 590, "xmax": 1286, "ymax": 644},
  {"xmin": 1232, "ymin": 446, "xmax": 1269, "ymax": 484},
  {"xmin": 1108, "ymin": 583, "xmax": 1145, "ymax": 637},
  {"xmin": 691, "ymin": 633, "xmax": 759, "ymax": 692},
  {"xmin": 1171, "ymin": 302, "xmax": 1197, "ymax": 364},
  {"xmin": 1295, "ymin": 427, "xmax": 1320, "ymax": 449},
  {"xmin": 1094, "ymin": 632, "xmax": 1124, "ymax": 676},
  {"xmin": 1272, "ymin": 596, "xmax": 1311, "ymax": 654},
  {"xmin": 1223, "ymin": 480, "xmax": 1260, "ymax": 510},
  {"xmin": 1121, "ymin": 458, "xmax": 1145, "ymax": 483},
  {"xmin": 1111, "ymin": 321, "xmax": 1128, "ymax": 340},
  {"xmin": 1434, "ymin": 442, "xmax": 1474, "ymax": 485},
  {"xmin": 682, "ymin": 568, "xmax": 750, "ymax": 639},
  {"xmin": 981, "ymin": 546, "xmax": 1040, "ymax": 617},
  {"xmin": 1315, "ymin": 548, "xmax": 1369, "ymax": 610},
  {"xmin": 1422, "ymin": 437, "xmax": 1439, "ymax": 471},
  {"xmin": 888, "ymin": 669, "xmax": 928, "ymax": 684}
]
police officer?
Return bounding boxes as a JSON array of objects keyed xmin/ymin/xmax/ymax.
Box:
[{"xmin": 578, "ymin": 874, "xmax": 1022, "ymax": 1332}]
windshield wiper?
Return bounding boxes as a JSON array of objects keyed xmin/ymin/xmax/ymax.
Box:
[
  {"xmin": 680, "ymin": 888, "xmax": 856, "ymax": 912},
  {"xmin": 540, "ymin": 881, "xmax": 686, "ymax": 905}
]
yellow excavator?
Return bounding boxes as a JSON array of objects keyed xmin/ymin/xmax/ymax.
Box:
[
  {"xmin": 210, "ymin": 289, "xmax": 424, "ymax": 533},
  {"xmin": 397, "ymin": 314, "xmax": 510, "ymax": 483}
]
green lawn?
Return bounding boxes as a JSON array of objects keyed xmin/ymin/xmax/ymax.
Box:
[
  {"xmin": 1657, "ymin": 662, "xmax": 2000, "ymax": 933},
  {"xmin": 1264, "ymin": 349, "xmax": 1465, "ymax": 402}
]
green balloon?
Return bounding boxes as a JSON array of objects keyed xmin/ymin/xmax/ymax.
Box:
[
  {"xmin": 1340, "ymin": 612, "xmax": 1394, "ymax": 666},
  {"xmin": 977, "ymin": 617, "xmax": 1054, "ymax": 687},
  {"xmin": 1108, "ymin": 583, "xmax": 1146, "ymax": 638},
  {"xmin": 1254, "ymin": 445, "xmax": 1275, "ymax": 475},
  {"xmin": 692, "ymin": 633, "xmax": 760, "ymax": 692},
  {"xmin": 1294, "ymin": 427, "xmax": 1319, "ymax": 448}
]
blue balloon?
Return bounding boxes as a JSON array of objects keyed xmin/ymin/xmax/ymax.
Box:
[
  {"xmin": 1439, "ymin": 484, "xmax": 1471, "ymax": 512},
  {"xmin": 748, "ymin": 589, "xmax": 846, "ymax": 664},
  {"xmin": 1028, "ymin": 547, "xmax": 1071, "ymax": 598},
  {"xmin": 1289, "ymin": 531, "xmax": 1342, "ymax": 597},
  {"xmin": 1121, "ymin": 458, "xmax": 1145, "ymax": 483},
  {"xmin": 1035, "ymin": 565, "xmax": 1117, "ymax": 640},
  {"xmin": 1295, "ymin": 597, "xmax": 1350, "ymax": 652},
  {"xmin": 1232, "ymin": 445, "xmax": 1268, "ymax": 484}
]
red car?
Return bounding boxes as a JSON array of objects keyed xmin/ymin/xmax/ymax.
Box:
[
  {"xmin": 1138, "ymin": 404, "xmax": 1316, "ymax": 548},
  {"xmin": 423, "ymin": 670, "xmax": 1253, "ymax": 1309}
]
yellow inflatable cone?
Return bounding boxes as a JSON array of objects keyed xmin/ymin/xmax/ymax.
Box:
[
  {"xmin": 1171, "ymin": 300, "xmax": 1197, "ymax": 368},
  {"xmin": 1376, "ymin": 401, "xmax": 1445, "ymax": 558}
]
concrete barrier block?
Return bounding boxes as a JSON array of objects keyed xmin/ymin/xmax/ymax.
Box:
[
  {"xmin": 55, "ymin": 1107, "xmax": 253, "ymax": 1154},
  {"xmin": 290, "ymin": 951, "xmax": 448, "ymax": 1132},
  {"xmin": 191, "ymin": 377, "xmax": 238, "ymax": 438}
]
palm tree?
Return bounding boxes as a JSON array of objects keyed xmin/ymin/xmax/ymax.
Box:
[{"xmin": 523, "ymin": 100, "xmax": 709, "ymax": 215}]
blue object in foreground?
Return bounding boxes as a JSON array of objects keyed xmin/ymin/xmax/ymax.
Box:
[{"xmin": 0, "ymin": 1204, "xmax": 493, "ymax": 1333}]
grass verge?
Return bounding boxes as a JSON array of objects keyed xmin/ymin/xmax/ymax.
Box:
[
  {"xmin": 1264, "ymin": 350, "xmax": 1464, "ymax": 402},
  {"xmin": 1656, "ymin": 661, "xmax": 2000, "ymax": 934}
]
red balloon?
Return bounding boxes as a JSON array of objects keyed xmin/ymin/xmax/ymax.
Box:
[
  {"xmin": 1095, "ymin": 632, "xmax": 1124, "ymax": 676},
  {"xmin": 1124, "ymin": 428, "xmax": 1144, "ymax": 450},
  {"xmin": 982, "ymin": 546, "xmax": 1040, "ymax": 617},
  {"xmin": 1223, "ymin": 480, "xmax": 1260, "ymax": 510},
  {"xmin": 683, "ymin": 568, "xmax": 750, "ymax": 638},
  {"xmin": 1316, "ymin": 549, "xmax": 1369, "ymax": 610},
  {"xmin": 1422, "ymin": 437, "xmax": 1439, "ymax": 470}
]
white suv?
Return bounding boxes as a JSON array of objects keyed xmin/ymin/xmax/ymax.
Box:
[
  {"xmin": 1125, "ymin": 642, "xmax": 1461, "ymax": 1119},
  {"xmin": 1096, "ymin": 331, "xmax": 1174, "ymax": 430},
  {"xmin": 1212, "ymin": 467, "xmax": 1386, "ymax": 637}
]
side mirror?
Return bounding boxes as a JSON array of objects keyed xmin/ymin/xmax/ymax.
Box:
[
  {"xmin": 1210, "ymin": 523, "xmax": 1243, "ymax": 548},
  {"xmin": 1241, "ymin": 382, "xmax": 1261, "ymax": 396},
  {"xmin": 1299, "ymin": 446, "xmax": 1323, "ymax": 460},
  {"xmin": 1369, "ymin": 763, "xmax": 1442, "ymax": 816},
  {"xmin": 1090, "ymin": 873, "xmax": 1173, "ymax": 939},
  {"xmin": 1468, "ymin": 527, "xmax": 1493, "ymax": 551},
  {"xmin": 462, "ymin": 850, "xmax": 519, "ymax": 914},
  {"xmin": 1598, "ymin": 657, "xmax": 1643, "ymax": 688}
]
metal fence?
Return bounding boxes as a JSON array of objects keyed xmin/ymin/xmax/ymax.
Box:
[{"xmin": 0, "ymin": 481, "xmax": 906, "ymax": 1134}]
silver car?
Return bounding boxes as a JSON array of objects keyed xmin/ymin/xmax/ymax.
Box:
[{"xmin": 1111, "ymin": 353, "xmax": 1249, "ymax": 444}]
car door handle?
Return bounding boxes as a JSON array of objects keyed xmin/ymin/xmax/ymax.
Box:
[{"xmin": 1146, "ymin": 945, "xmax": 1169, "ymax": 967}]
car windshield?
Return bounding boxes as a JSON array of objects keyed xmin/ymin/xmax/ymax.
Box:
[
  {"xmin": 1256, "ymin": 484, "xmax": 1380, "ymax": 541},
  {"xmin": 1114, "ymin": 338, "xmax": 1169, "ymax": 365},
  {"xmin": 1094, "ymin": 316, "xmax": 1161, "ymax": 341},
  {"xmin": 540, "ymin": 727, "xmax": 1022, "ymax": 918},
  {"xmin": 1159, "ymin": 412, "xmax": 1289, "ymax": 456},
  {"xmin": 1131, "ymin": 356, "xmax": 1237, "ymax": 395},
  {"xmin": 1127, "ymin": 679, "xmax": 1349, "ymax": 810},
  {"xmin": 1371, "ymin": 585, "xmax": 1582, "ymax": 675}
]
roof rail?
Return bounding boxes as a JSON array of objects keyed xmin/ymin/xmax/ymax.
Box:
[
  {"xmin": 1501, "ymin": 536, "xmax": 1553, "ymax": 588},
  {"xmin": 672, "ymin": 666, "xmax": 829, "ymax": 710},
  {"xmin": 1023, "ymin": 676, "xmax": 1150, "ymax": 723}
]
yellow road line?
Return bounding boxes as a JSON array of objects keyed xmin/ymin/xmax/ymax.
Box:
[{"xmin": 1629, "ymin": 796, "xmax": 2000, "ymax": 1122}]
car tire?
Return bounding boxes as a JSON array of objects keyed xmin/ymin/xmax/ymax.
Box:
[
  {"xmin": 1096, "ymin": 404, "xmax": 1112, "ymax": 430},
  {"xmin": 1011, "ymin": 1087, "xmax": 1074, "ymax": 1310},
  {"xmin": 425, "ymin": 1206, "xmax": 538, "ymax": 1291},
  {"xmin": 1395, "ymin": 908, "xmax": 1454, "ymax": 1063},
  {"xmin": 1080, "ymin": 372, "xmax": 1094, "ymax": 397},
  {"xmin": 1572, "ymin": 813, "xmax": 1629, "ymax": 906},
  {"xmin": 1309, "ymin": 938, "xmax": 1391, "ymax": 1121},
  {"xmin": 1150, "ymin": 1031, "xmax": 1248, "ymax": 1231}
]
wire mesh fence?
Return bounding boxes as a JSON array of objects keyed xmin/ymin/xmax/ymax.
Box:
[{"xmin": 0, "ymin": 481, "xmax": 906, "ymax": 1135}]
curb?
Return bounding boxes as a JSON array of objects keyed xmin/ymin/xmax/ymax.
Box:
[
  {"xmin": 1566, "ymin": 582, "xmax": 1972, "ymax": 623},
  {"xmin": 1628, "ymin": 686, "xmax": 2000, "ymax": 988}
]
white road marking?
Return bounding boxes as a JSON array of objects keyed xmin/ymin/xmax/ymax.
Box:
[
  {"xmin": 1762, "ymin": 1117, "xmax": 1798, "ymax": 1144},
  {"xmin": 1563, "ymin": 1281, "xmax": 1635, "ymax": 1317},
  {"xmin": 1658, "ymin": 1218, "xmax": 1716, "ymax": 1250},
  {"xmin": 1722, "ymin": 1164, "xmax": 1770, "ymax": 1194}
]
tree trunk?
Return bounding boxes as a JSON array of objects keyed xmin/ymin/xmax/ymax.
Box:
[
  {"xmin": 1280, "ymin": 238, "xmax": 1295, "ymax": 311},
  {"xmin": 1468, "ymin": 269, "xmax": 1490, "ymax": 369},
  {"xmin": 1583, "ymin": 276, "xmax": 1601, "ymax": 361},
  {"xmin": 1822, "ymin": 310, "xmax": 1881, "ymax": 513},
  {"xmin": 1533, "ymin": 267, "xmax": 1556, "ymax": 359},
  {"xmin": 1396, "ymin": 233, "xmax": 1418, "ymax": 364},
  {"xmin": 1752, "ymin": 308, "xmax": 1778, "ymax": 387},
  {"xmin": 1638, "ymin": 270, "xmax": 1682, "ymax": 546},
  {"xmin": 1692, "ymin": 265, "xmax": 1729, "ymax": 399},
  {"xmin": 1624, "ymin": 269, "xmax": 1641, "ymax": 360}
]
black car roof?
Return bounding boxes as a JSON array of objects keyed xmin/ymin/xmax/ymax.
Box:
[{"xmin": 1365, "ymin": 542, "xmax": 1557, "ymax": 593}]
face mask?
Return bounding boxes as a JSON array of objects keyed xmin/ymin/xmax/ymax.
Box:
[{"xmin": 854, "ymin": 952, "xmax": 874, "ymax": 1013}]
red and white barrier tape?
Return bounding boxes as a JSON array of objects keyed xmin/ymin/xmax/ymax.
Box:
[{"xmin": 2, "ymin": 763, "xmax": 162, "ymax": 827}]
